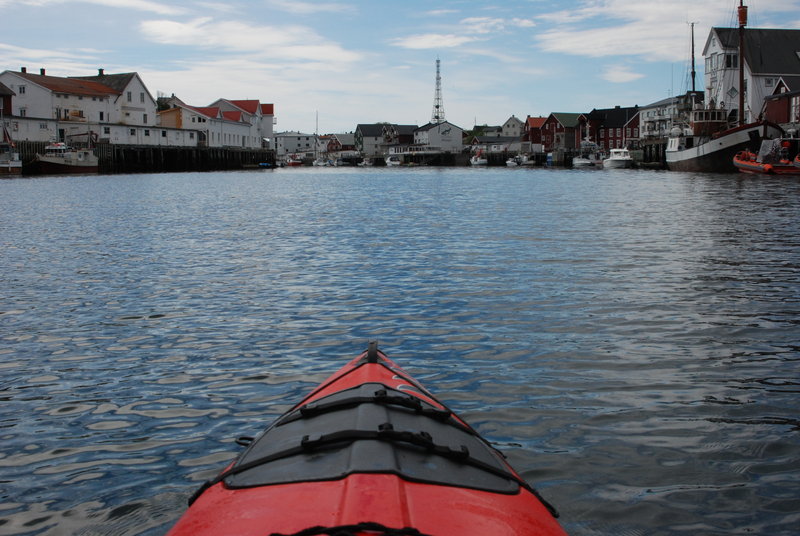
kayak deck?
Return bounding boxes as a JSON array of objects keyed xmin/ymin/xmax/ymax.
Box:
[{"xmin": 167, "ymin": 343, "xmax": 567, "ymax": 536}]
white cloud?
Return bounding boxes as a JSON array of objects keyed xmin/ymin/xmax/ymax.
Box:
[
  {"xmin": 1, "ymin": 0, "xmax": 184, "ymax": 15},
  {"xmin": 139, "ymin": 17, "xmax": 362, "ymax": 63},
  {"xmin": 602, "ymin": 65, "xmax": 645, "ymax": 83},
  {"xmin": 265, "ymin": 0, "xmax": 356, "ymax": 15},
  {"xmin": 531, "ymin": 0, "xmax": 765, "ymax": 62},
  {"xmin": 390, "ymin": 33, "xmax": 482, "ymax": 49}
]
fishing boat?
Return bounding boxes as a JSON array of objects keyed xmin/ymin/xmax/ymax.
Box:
[
  {"xmin": 733, "ymin": 137, "xmax": 800, "ymax": 175},
  {"xmin": 31, "ymin": 142, "xmax": 98, "ymax": 174},
  {"xmin": 166, "ymin": 344, "xmax": 568, "ymax": 536},
  {"xmin": 284, "ymin": 154, "xmax": 303, "ymax": 167},
  {"xmin": 602, "ymin": 148, "xmax": 633, "ymax": 169},
  {"xmin": 665, "ymin": 1, "xmax": 783, "ymax": 172},
  {"xmin": 1, "ymin": 124, "xmax": 22, "ymax": 175},
  {"xmin": 572, "ymin": 139, "xmax": 604, "ymax": 168}
]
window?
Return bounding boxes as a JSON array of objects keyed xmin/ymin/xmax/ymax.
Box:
[
  {"xmin": 634, "ymin": 128, "xmax": 639, "ymax": 137},
  {"xmin": 616, "ymin": 128, "xmax": 621, "ymax": 137},
  {"xmin": 140, "ymin": 92, "xmax": 145, "ymax": 103},
  {"xmin": 99, "ymin": 111, "xmax": 104, "ymax": 121},
  {"xmin": 130, "ymin": 128, "xmax": 135, "ymax": 135},
  {"xmin": 725, "ymin": 53, "xmax": 738, "ymax": 68},
  {"xmin": 765, "ymin": 78, "xmax": 774, "ymax": 87},
  {"xmin": 127, "ymin": 91, "xmax": 132, "ymax": 102},
  {"xmin": 600, "ymin": 129, "xmax": 605, "ymax": 138},
  {"xmin": 143, "ymin": 113, "xmax": 147, "ymax": 124},
  {"xmin": 40, "ymin": 123, "xmax": 47, "ymax": 129},
  {"xmin": 189, "ymin": 132, "xmax": 194, "ymax": 139},
  {"xmin": 626, "ymin": 128, "xmax": 631, "ymax": 137},
  {"xmin": 162, "ymin": 130, "xmax": 167, "ymax": 137},
  {"xmin": 18, "ymin": 85, "xmax": 26, "ymax": 94},
  {"xmin": 104, "ymin": 127, "xmax": 110, "ymax": 134},
  {"xmin": 19, "ymin": 108, "xmax": 26, "ymax": 117},
  {"xmin": 791, "ymin": 96, "xmax": 800, "ymax": 122},
  {"xmin": 192, "ymin": 117, "xmax": 196, "ymax": 123}
]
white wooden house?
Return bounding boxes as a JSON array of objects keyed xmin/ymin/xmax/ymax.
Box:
[{"xmin": 413, "ymin": 121, "xmax": 463, "ymax": 153}]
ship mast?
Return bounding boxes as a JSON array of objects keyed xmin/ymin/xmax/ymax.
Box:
[
  {"xmin": 690, "ymin": 22, "xmax": 696, "ymax": 92},
  {"xmin": 738, "ymin": 0, "xmax": 748, "ymax": 125}
]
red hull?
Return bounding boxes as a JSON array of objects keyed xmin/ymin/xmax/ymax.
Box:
[
  {"xmin": 166, "ymin": 345, "xmax": 568, "ymax": 536},
  {"xmin": 733, "ymin": 151, "xmax": 800, "ymax": 175}
]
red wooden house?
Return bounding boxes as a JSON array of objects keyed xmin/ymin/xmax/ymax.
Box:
[
  {"xmin": 585, "ymin": 106, "xmax": 640, "ymax": 152},
  {"xmin": 763, "ymin": 78, "xmax": 800, "ymax": 125},
  {"xmin": 542, "ymin": 113, "xmax": 583, "ymax": 152}
]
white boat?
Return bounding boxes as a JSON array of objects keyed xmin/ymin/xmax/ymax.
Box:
[
  {"xmin": 385, "ymin": 155, "xmax": 402, "ymax": 166},
  {"xmin": 1, "ymin": 124, "xmax": 22, "ymax": 175},
  {"xmin": 602, "ymin": 148, "xmax": 633, "ymax": 169},
  {"xmin": 470, "ymin": 150, "xmax": 487, "ymax": 166},
  {"xmin": 32, "ymin": 142, "xmax": 98, "ymax": 174},
  {"xmin": 505, "ymin": 154, "xmax": 532, "ymax": 167},
  {"xmin": 572, "ymin": 139, "xmax": 604, "ymax": 167}
]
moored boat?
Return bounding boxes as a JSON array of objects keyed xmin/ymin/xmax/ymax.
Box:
[
  {"xmin": 31, "ymin": 142, "xmax": 98, "ymax": 174},
  {"xmin": 1, "ymin": 124, "xmax": 22, "ymax": 175},
  {"xmin": 733, "ymin": 137, "xmax": 800, "ymax": 175},
  {"xmin": 470, "ymin": 150, "xmax": 487, "ymax": 166},
  {"xmin": 666, "ymin": 119, "xmax": 783, "ymax": 173},
  {"xmin": 602, "ymin": 148, "xmax": 633, "ymax": 169},
  {"xmin": 166, "ymin": 343, "xmax": 567, "ymax": 536},
  {"xmin": 506, "ymin": 154, "xmax": 532, "ymax": 167},
  {"xmin": 284, "ymin": 154, "xmax": 303, "ymax": 167},
  {"xmin": 666, "ymin": 2, "xmax": 784, "ymax": 172}
]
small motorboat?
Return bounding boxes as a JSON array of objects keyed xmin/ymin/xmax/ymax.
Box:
[
  {"xmin": 166, "ymin": 343, "xmax": 567, "ymax": 536},
  {"xmin": 602, "ymin": 148, "xmax": 633, "ymax": 169},
  {"xmin": 733, "ymin": 138, "xmax": 800, "ymax": 175},
  {"xmin": 470, "ymin": 150, "xmax": 488, "ymax": 166}
]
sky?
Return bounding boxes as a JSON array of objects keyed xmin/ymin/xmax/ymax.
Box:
[{"xmin": 1, "ymin": 0, "xmax": 799, "ymax": 134}]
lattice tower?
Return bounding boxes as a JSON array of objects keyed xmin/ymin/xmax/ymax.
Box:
[{"xmin": 431, "ymin": 58, "xmax": 445, "ymax": 124}]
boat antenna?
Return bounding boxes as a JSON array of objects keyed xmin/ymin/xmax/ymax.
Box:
[{"xmin": 738, "ymin": 0, "xmax": 748, "ymax": 125}]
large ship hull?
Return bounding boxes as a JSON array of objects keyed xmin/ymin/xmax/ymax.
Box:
[
  {"xmin": 31, "ymin": 159, "xmax": 98, "ymax": 174},
  {"xmin": 666, "ymin": 122, "xmax": 783, "ymax": 173}
]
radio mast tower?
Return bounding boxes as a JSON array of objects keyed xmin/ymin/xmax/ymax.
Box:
[{"xmin": 431, "ymin": 58, "xmax": 445, "ymax": 124}]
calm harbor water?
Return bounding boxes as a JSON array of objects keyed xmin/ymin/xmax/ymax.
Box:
[{"xmin": 1, "ymin": 166, "xmax": 799, "ymax": 535}]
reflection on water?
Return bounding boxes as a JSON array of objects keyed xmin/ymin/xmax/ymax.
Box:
[{"xmin": 1, "ymin": 168, "xmax": 799, "ymax": 535}]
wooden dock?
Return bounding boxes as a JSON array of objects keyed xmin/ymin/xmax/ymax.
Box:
[{"xmin": 13, "ymin": 141, "xmax": 276, "ymax": 175}]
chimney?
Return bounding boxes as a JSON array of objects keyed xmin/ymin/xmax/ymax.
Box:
[
  {"xmin": 21, "ymin": 67, "xmax": 26, "ymax": 73},
  {"xmin": 98, "ymin": 68, "xmax": 104, "ymax": 76},
  {"xmin": 40, "ymin": 68, "xmax": 45, "ymax": 75}
]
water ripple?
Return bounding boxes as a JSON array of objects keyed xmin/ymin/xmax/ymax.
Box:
[{"xmin": 0, "ymin": 168, "xmax": 799, "ymax": 535}]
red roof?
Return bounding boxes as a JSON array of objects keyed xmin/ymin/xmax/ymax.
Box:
[
  {"xmin": 261, "ymin": 103, "xmax": 274, "ymax": 115},
  {"xmin": 526, "ymin": 116, "xmax": 547, "ymax": 128},
  {"xmin": 16, "ymin": 72, "xmax": 120, "ymax": 97},
  {"xmin": 188, "ymin": 105, "xmax": 220, "ymax": 118},
  {"xmin": 222, "ymin": 110, "xmax": 243, "ymax": 122},
  {"xmin": 229, "ymin": 100, "xmax": 259, "ymax": 114}
]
